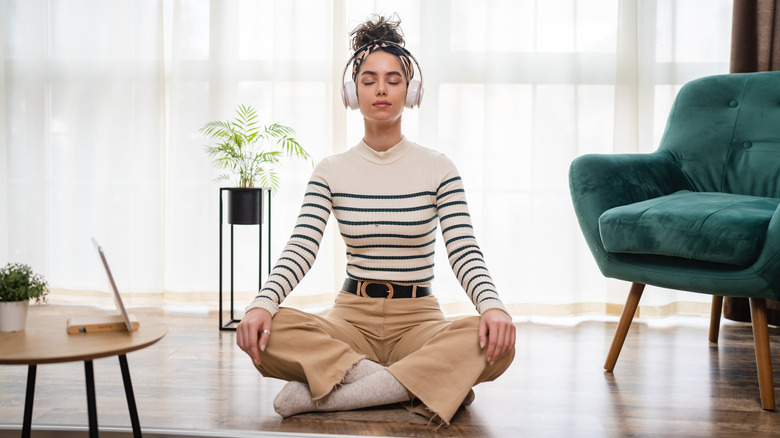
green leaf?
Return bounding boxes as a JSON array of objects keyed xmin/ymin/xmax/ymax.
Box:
[
  {"xmin": 0, "ymin": 263, "xmax": 49, "ymax": 303},
  {"xmin": 200, "ymin": 105, "xmax": 313, "ymax": 189}
]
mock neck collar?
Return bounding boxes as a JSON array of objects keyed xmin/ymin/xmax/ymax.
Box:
[{"xmin": 355, "ymin": 137, "xmax": 412, "ymax": 165}]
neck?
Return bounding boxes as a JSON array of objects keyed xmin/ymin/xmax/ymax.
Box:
[{"xmin": 362, "ymin": 118, "xmax": 403, "ymax": 152}]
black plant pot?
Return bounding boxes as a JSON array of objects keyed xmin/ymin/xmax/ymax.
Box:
[{"xmin": 227, "ymin": 188, "xmax": 264, "ymax": 225}]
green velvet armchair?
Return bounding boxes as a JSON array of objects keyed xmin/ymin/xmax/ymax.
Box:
[{"xmin": 569, "ymin": 71, "xmax": 780, "ymax": 410}]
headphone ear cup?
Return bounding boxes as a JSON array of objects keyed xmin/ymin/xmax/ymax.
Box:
[
  {"xmin": 405, "ymin": 79, "xmax": 423, "ymax": 108},
  {"xmin": 342, "ymin": 81, "xmax": 359, "ymax": 110}
]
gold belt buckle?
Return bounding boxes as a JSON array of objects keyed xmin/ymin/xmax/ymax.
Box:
[{"xmin": 359, "ymin": 281, "xmax": 394, "ymax": 299}]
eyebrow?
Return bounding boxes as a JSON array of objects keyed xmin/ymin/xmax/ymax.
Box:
[{"xmin": 360, "ymin": 70, "xmax": 404, "ymax": 78}]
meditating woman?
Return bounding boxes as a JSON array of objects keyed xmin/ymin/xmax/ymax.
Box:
[{"xmin": 236, "ymin": 15, "xmax": 515, "ymax": 426}]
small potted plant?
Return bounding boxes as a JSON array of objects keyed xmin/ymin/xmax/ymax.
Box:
[
  {"xmin": 0, "ymin": 263, "xmax": 49, "ymax": 332},
  {"xmin": 200, "ymin": 104, "xmax": 312, "ymax": 224}
]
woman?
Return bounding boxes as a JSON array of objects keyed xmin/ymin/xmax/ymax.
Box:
[{"xmin": 236, "ymin": 15, "xmax": 515, "ymax": 426}]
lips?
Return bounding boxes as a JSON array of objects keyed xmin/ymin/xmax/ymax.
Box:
[{"xmin": 373, "ymin": 100, "xmax": 391, "ymax": 108}]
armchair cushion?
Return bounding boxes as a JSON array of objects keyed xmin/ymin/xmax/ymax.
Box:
[{"xmin": 599, "ymin": 190, "xmax": 780, "ymax": 267}]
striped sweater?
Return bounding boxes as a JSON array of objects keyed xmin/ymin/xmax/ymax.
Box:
[{"xmin": 246, "ymin": 137, "xmax": 508, "ymax": 316}]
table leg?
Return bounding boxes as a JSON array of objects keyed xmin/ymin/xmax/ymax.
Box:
[
  {"xmin": 22, "ymin": 364, "xmax": 36, "ymax": 438},
  {"xmin": 119, "ymin": 354, "xmax": 142, "ymax": 438},
  {"xmin": 84, "ymin": 360, "xmax": 98, "ymax": 438}
]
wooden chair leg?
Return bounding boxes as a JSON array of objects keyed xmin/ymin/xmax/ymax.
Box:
[
  {"xmin": 749, "ymin": 297, "xmax": 775, "ymax": 410},
  {"xmin": 709, "ymin": 296, "xmax": 724, "ymax": 343},
  {"xmin": 604, "ymin": 282, "xmax": 645, "ymax": 372}
]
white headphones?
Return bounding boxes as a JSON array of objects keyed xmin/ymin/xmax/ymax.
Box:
[{"xmin": 341, "ymin": 42, "xmax": 424, "ymax": 110}]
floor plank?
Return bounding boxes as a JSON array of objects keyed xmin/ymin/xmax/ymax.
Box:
[{"xmin": 2, "ymin": 305, "xmax": 780, "ymax": 437}]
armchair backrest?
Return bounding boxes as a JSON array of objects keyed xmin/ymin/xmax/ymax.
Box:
[{"xmin": 658, "ymin": 71, "xmax": 780, "ymax": 198}]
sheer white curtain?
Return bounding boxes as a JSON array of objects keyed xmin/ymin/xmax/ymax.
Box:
[{"xmin": 0, "ymin": 0, "xmax": 732, "ymax": 316}]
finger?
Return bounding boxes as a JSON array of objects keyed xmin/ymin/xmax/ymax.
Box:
[
  {"xmin": 259, "ymin": 324, "xmax": 272, "ymax": 353},
  {"xmin": 494, "ymin": 323, "xmax": 511, "ymax": 359},
  {"xmin": 478, "ymin": 317, "xmax": 488, "ymax": 350},
  {"xmin": 496, "ymin": 323, "xmax": 516, "ymax": 360},
  {"xmin": 236, "ymin": 325, "xmax": 246, "ymax": 351},
  {"xmin": 485, "ymin": 323, "xmax": 500, "ymax": 364},
  {"xmin": 247, "ymin": 328, "xmax": 261, "ymax": 364},
  {"xmin": 493, "ymin": 322, "xmax": 513, "ymax": 363}
]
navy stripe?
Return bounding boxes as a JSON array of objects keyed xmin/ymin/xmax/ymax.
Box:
[
  {"xmin": 257, "ymin": 295, "xmax": 277, "ymax": 302},
  {"xmin": 298, "ymin": 213, "xmax": 327, "ymax": 224},
  {"xmin": 437, "ymin": 188, "xmax": 465, "ymax": 201},
  {"xmin": 475, "ymin": 289, "xmax": 497, "ymax": 302},
  {"xmin": 270, "ymin": 272, "xmax": 294, "ymax": 290},
  {"xmin": 440, "ymin": 212, "xmax": 470, "ymax": 222},
  {"xmin": 332, "ymin": 191, "xmax": 436, "ymax": 199},
  {"xmin": 347, "ymin": 251, "xmax": 435, "ymax": 260},
  {"xmin": 348, "ymin": 263, "xmax": 435, "ymax": 273},
  {"xmin": 291, "ymin": 234, "xmax": 320, "ymax": 247},
  {"xmin": 449, "ymin": 244, "xmax": 480, "ymax": 257},
  {"xmin": 257, "ymin": 287, "xmax": 281, "ymax": 302},
  {"xmin": 308, "ymin": 180, "xmax": 331, "ymax": 192},
  {"xmin": 333, "ymin": 204, "xmax": 435, "ymax": 213},
  {"xmin": 453, "ymin": 250, "xmax": 484, "ymax": 267},
  {"xmin": 438, "ymin": 200, "xmax": 468, "ymax": 209},
  {"xmin": 282, "ymin": 249, "xmax": 312, "ymax": 269},
  {"xmin": 466, "ymin": 273, "xmax": 492, "ymax": 292},
  {"xmin": 444, "ymin": 235, "xmax": 473, "ymax": 247},
  {"xmin": 437, "ymin": 176, "xmax": 462, "ymax": 192},
  {"xmin": 278, "ymin": 265, "xmax": 300, "ymax": 283},
  {"xmin": 457, "ymin": 260, "xmax": 485, "ymax": 280},
  {"xmin": 263, "ymin": 279, "xmax": 286, "ymax": 298},
  {"xmin": 266, "ymin": 280, "xmax": 285, "ymax": 291},
  {"xmin": 278, "ymin": 257, "xmax": 304, "ymax": 276},
  {"xmin": 452, "ymin": 259, "xmax": 487, "ymax": 284},
  {"xmin": 346, "ymin": 238, "xmax": 436, "ymax": 249},
  {"xmin": 459, "ymin": 265, "xmax": 489, "ymax": 283},
  {"xmin": 294, "ymin": 223, "xmax": 324, "ymax": 235},
  {"xmin": 477, "ymin": 296, "xmax": 500, "ymax": 304},
  {"xmin": 290, "ymin": 243, "xmax": 316, "ymax": 259},
  {"xmin": 338, "ymin": 215, "xmax": 438, "ymax": 227},
  {"xmin": 471, "ymin": 281, "xmax": 496, "ymax": 295},
  {"xmin": 342, "ymin": 227, "xmax": 437, "ymax": 240},
  {"xmin": 303, "ymin": 202, "xmax": 331, "ymax": 213},
  {"xmin": 442, "ymin": 223, "xmax": 473, "ymax": 234},
  {"xmin": 305, "ymin": 192, "xmax": 331, "ymax": 201}
]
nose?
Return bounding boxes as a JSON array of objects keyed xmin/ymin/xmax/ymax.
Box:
[{"xmin": 376, "ymin": 84, "xmax": 387, "ymax": 96}]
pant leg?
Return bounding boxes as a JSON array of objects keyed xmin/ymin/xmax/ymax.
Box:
[
  {"xmin": 383, "ymin": 303, "xmax": 515, "ymax": 425},
  {"xmin": 254, "ymin": 307, "xmax": 377, "ymax": 400}
]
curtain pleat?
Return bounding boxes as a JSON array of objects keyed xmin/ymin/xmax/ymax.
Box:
[{"xmin": 730, "ymin": 0, "xmax": 780, "ymax": 72}]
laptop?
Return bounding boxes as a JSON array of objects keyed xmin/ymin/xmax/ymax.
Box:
[{"xmin": 65, "ymin": 238, "xmax": 138, "ymax": 334}]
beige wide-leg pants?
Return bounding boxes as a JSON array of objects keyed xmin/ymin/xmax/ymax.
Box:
[{"xmin": 254, "ymin": 291, "xmax": 515, "ymax": 424}]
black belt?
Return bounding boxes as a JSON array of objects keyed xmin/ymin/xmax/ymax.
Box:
[{"xmin": 342, "ymin": 278, "xmax": 432, "ymax": 299}]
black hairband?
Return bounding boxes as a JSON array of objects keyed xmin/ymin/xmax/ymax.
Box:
[{"xmin": 350, "ymin": 40, "xmax": 415, "ymax": 82}]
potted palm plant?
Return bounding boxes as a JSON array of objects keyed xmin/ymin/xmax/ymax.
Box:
[
  {"xmin": 200, "ymin": 104, "xmax": 312, "ymax": 224},
  {"xmin": 0, "ymin": 263, "xmax": 49, "ymax": 332}
]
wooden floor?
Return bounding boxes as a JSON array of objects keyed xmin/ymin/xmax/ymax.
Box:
[{"xmin": 3, "ymin": 305, "xmax": 780, "ymax": 437}]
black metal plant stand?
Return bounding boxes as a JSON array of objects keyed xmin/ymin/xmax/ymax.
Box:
[{"xmin": 219, "ymin": 187, "xmax": 272, "ymax": 331}]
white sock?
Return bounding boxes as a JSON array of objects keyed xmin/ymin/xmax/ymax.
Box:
[
  {"xmin": 273, "ymin": 369, "xmax": 410, "ymax": 418},
  {"xmin": 343, "ymin": 359, "xmax": 385, "ymax": 384}
]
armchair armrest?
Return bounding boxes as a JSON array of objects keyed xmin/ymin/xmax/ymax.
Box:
[
  {"xmin": 569, "ymin": 150, "xmax": 693, "ymax": 259},
  {"xmin": 753, "ymin": 205, "xmax": 780, "ymax": 294}
]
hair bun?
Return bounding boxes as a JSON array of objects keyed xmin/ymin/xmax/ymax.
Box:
[{"xmin": 350, "ymin": 14, "xmax": 405, "ymax": 51}]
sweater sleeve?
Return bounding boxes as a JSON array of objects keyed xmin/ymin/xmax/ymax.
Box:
[
  {"xmin": 245, "ymin": 162, "xmax": 332, "ymax": 316},
  {"xmin": 436, "ymin": 155, "xmax": 509, "ymax": 315}
]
